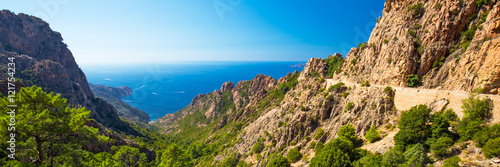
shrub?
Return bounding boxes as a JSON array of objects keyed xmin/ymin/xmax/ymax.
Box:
[
  {"xmin": 358, "ymin": 42, "xmax": 368, "ymax": 49},
  {"xmin": 221, "ymin": 156, "xmax": 238, "ymax": 167},
  {"xmin": 476, "ymin": 0, "xmax": 491, "ymax": 7},
  {"xmin": 483, "ymin": 137, "xmax": 500, "ymax": 158},
  {"xmin": 457, "ymin": 117, "xmax": 483, "ymax": 141},
  {"xmin": 324, "ymin": 56, "xmax": 345, "ymax": 77},
  {"xmin": 383, "ymin": 39, "xmax": 389, "ymax": 44},
  {"xmin": 314, "ymin": 128, "xmax": 325, "ymax": 140},
  {"xmin": 287, "ymin": 148, "xmax": 302, "ymax": 162},
  {"xmin": 394, "ymin": 105, "xmax": 431, "ymax": 146},
  {"xmin": 382, "ymin": 147, "xmax": 405, "ymax": 166},
  {"xmin": 406, "ymin": 75, "xmax": 419, "ymax": 87},
  {"xmin": 473, "ymin": 124, "xmax": 500, "ymax": 147},
  {"xmin": 432, "ymin": 57, "xmax": 445, "ymax": 68},
  {"xmin": 461, "ymin": 95, "xmax": 492, "ymax": 120},
  {"xmin": 252, "ymin": 139, "xmax": 265, "ymax": 154},
  {"xmin": 403, "ymin": 143, "xmax": 429, "ymax": 166},
  {"xmin": 408, "ymin": 30, "xmax": 417, "ymax": 37},
  {"xmin": 315, "ymin": 142, "xmax": 324, "ymax": 155},
  {"xmin": 267, "ymin": 154, "xmax": 290, "ymax": 167},
  {"xmin": 442, "ymin": 156, "xmax": 461, "ymax": 167},
  {"xmin": 300, "ymin": 105, "xmax": 306, "ymax": 111},
  {"xmin": 430, "ymin": 136, "xmax": 454, "ymax": 159},
  {"xmin": 361, "ymin": 80, "xmax": 370, "ymax": 87},
  {"xmin": 384, "ymin": 86, "xmax": 393, "ymax": 94},
  {"xmin": 342, "ymin": 92, "xmax": 350, "ymax": 98},
  {"xmin": 329, "ymin": 82, "xmax": 345, "ymax": 92},
  {"xmin": 309, "ymin": 141, "xmax": 317, "ymax": 149},
  {"xmin": 413, "ymin": 24, "xmax": 422, "ymax": 29},
  {"xmin": 429, "ymin": 109, "xmax": 457, "ymax": 139},
  {"xmin": 408, "ymin": 3, "xmax": 424, "ymax": 18},
  {"xmin": 365, "ymin": 126, "xmax": 381, "ymax": 143},
  {"xmin": 345, "ymin": 102, "xmax": 355, "ymax": 111},
  {"xmin": 354, "ymin": 153, "xmax": 382, "ymax": 167},
  {"xmin": 309, "ymin": 138, "xmax": 354, "ymax": 167},
  {"xmin": 338, "ymin": 124, "xmax": 357, "ymax": 143}
]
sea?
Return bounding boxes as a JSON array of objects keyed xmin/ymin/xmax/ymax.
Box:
[{"xmin": 81, "ymin": 61, "xmax": 305, "ymax": 121}]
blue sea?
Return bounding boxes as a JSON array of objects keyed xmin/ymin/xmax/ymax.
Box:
[{"xmin": 81, "ymin": 62, "xmax": 305, "ymax": 121}]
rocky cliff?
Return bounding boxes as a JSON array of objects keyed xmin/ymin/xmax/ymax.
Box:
[
  {"xmin": 336, "ymin": 0, "xmax": 500, "ymax": 94},
  {"xmin": 0, "ymin": 10, "xmax": 136, "ymax": 135}
]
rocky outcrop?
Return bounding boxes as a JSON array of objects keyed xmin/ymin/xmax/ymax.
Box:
[
  {"xmin": 89, "ymin": 83, "xmax": 132, "ymax": 98},
  {"xmin": 0, "ymin": 10, "xmax": 136, "ymax": 135},
  {"xmin": 336, "ymin": 0, "xmax": 500, "ymax": 94},
  {"xmin": 90, "ymin": 84, "xmax": 150, "ymax": 125},
  {"xmin": 220, "ymin": 81, "xmax": 235, "ymax": 92}
]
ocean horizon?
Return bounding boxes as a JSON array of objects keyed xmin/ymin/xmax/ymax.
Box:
[{"xmin": 81, "ymin": 61, "xmax": 305, "ymax": 121}]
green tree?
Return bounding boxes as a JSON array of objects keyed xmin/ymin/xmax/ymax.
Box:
[
  {"xmin": 442, "ymin": 156, "xmax": 461, "ymax": 167},
  {"xmin": 338, "ymin": 124, "xmax": 357, "ymax": 143},
  {"xmin": 473, "ymin": 124, "xmax": 500, "ymax": 147},
  {"xmin": 394, "ymin": 105, "xmax": 431, "ymax": 146},
  {"xmin": 354, "ymin": 153, "xmax": 382, "ymax": 167},
  {"xmin": 430, "ymin": 136, "xmax": 454, "ymax": 159},
  {"xmin": 159, "ymin": 144, "xmax": 192, "ymax": 167},
  {"xmin": 429, "ymin": 109, "xmax": 457, "ymax": 139},
  {"xmin": 90, "ymin": 152, "xmax": 118, "ymax": 167},
  {"xmin": 310, "ymin": 138, "xmax": 354, "ymax": 167},
  {"xmin": 267, "ymin": 154, "xmax": 290, "ymax": 167},
  {"xmin": 287, "ymin": 148, "xmax": 301, "ymax": 163},
  {"xmin": 461, "ymin": 95, "xmax": 492, "ymax": 120},
  {"xmin": 112, "ymin": 145, "xmax": 148, "ymax": 167},
  {"xmin": 456, "ymin": 117, "xmax": 483, "ymax": 141},
  {"xmin": 0, "ymin": 86, "xmax": 97, "ymax": 165},
  {"xmin": 314, "ymin": 128, "xmax": 325, "ymax": 140},
  {"xmin": 365, "ymin": 126, "xmax": 381, "ymax": 143},
  {"xmin": 252, "ymin": 138, "xmax": 265, "ymax": 154},
  {"xmin": 403, "ymin": 143, "xmax": 428, "ymax": 166},
  {"xmin": 221, "ymin": 155, "xmax": 238, "ymax": 167},
  {"xmin": 483, "ymin": 137, "xmax": 500, "ymax": 158},
  {"xmin": 382, "ymin": 147, "xmax": 405, "ymax": 167}
]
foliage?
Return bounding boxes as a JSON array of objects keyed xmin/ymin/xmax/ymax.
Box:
[
  {"xmin": 394, "ymin": 105, "xmax": 431, "ymax": 146},
  {"xmin": 112, "ymin": 145, "xmax": 148, "ymax": 167},
  {"xmin": 382, "ymin": 148, "xmax": 405, "ymax": 167},
  {"xmin": 315, "ymin": 141, "xmax": 324, "ymax": 155},
  {"xmin": 476, "ymin": 0, "xmax": 491, "ymax": 7},
  {"xmin": 324, "ymin": 55, "xmax": 345, "ymax": 77},
  {"xmin": 408, "ymin": 3, "xmax": 424, "ymax": 18},
  {"xmin": 407, "ymin": 75, "xmax": 419, "ymax": 87},
  {"xmin": 265, "ymin": 73, "xmax": 300, "ymax": 105},
  {"xmin": 309, "ymin": 138, "xmax": 355, "ymax": 167},
  {"xmin": 473, "ymin": 124, "xmax": 500, "ymax": 147},
  {"xmin": 158, "ymin": 144, "xmax": 193, "ymax": 167},
  {"xmin": 287, "ymin": 148, "xmax": 301, "ymax": 162},
  {"xmin": 338, "ymin": 124, "xmax": 357, "ymax": 143},
  {"xmin": 354, "ymin": 153, "xmax": 382, "ymax": 167},
  {"xmin": 300, "ymin": 105, "xmax": 306, "ymax": 111},
  {"xmin": 442, "ymin": 156, "xmax": 461, "ymax": 167},
  {"xmin": 314, "ymin": 128, "xmax": 325, "ymax": 140},
  {"xmin": 365, "ymin": 126, "xmax": 381, "ymax": 143},
  {"xmin": 342, "ymin": 92, "xmax": 350, "ymax": 98},
  {"xmin": 429, "ymin": 136, "xmax": 454, "ymax": 159},
  {"xmin": 345, "ymin": 102, "xmax": 355, "ymax": 111},
  {"xmin": 483, "ymin": 137, "xmax": 500, "ymax": 158},
  {"xmin": 0, "ymin": 86, "xmax": 97, "ymax": 165},
  {"xmin": 429, "ymin": 109, "xmax": 457, "ymax": 140},
  {"xmin": 329, "ymin": 82, "xmax": 345, "ymax": 92},
  {"xmin": 252, "ymin": 138, "xmax": 265, "ymax": 154},
  {"xmin": 403, "ymin": 143, "xmax": 429, "ymax": 166},
  {"xmin": 457, "ymin": 117, "xmax": 483, "ymax": 141},
  {"xmin": 358, "ymin": 42, "xmax": 368, "ymax": 49},
  {"xmin": 461, "ymin": 95, "xmax": 492, "ymax": 120},
  {"xmin": 221, "ymin": 155, "xmax": 238, "ymax": 167},
  {"xmin": 384, "ymin": 86, "xmax": 393, "ymax": 94},
  {"xmin": 408, "ymin": 30, "xmax": 416, "ymax": 37},
  {"xmin": 432, "ymin": 57, "xmax": 445, "ymax": 68},
  {"xmin": 267, "ymin": 154, "xmax": 290, "ymax": 167},
  {"xmin": 361, "ymin": 80, "xmax": 370, "ymax": 87}
]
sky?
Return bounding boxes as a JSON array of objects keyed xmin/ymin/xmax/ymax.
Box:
[{"xmin": 1, "ymin": 0, "xmax": 385, "ymax": 64}]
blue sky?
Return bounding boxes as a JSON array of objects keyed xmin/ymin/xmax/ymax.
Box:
[{"xmin": 1, "ymin": 0, "xmax": 385, "ymax": 64}]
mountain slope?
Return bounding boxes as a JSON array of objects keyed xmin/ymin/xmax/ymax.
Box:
[
  {"xmin": 0, "ymin": 10, "xmax": 137, "ymax": 135},
  {"xmin": 90, "ymin": 84, "xmax": 150, "ymax": 125}
]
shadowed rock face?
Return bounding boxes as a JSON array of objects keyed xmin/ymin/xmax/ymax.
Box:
[{"xmin": 0, "ymin": 10, "xmax": 136, "ymax": 135}]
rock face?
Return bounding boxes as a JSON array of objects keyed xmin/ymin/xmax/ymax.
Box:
[
  {"xmin": 89, "ymin": 84, "xmax": 132, "ymax": 98},
  {"xmin": 336, "ymin": 0, "xmax": 500, "ymax": 94},
  {"xmin": 0, "ymin": 10, "xmax": 136, "ymax": 134}
]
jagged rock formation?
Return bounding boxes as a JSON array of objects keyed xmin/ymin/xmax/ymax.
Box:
[
  {"xmin": 336, "ymin": 0, "xmax": 500, "ymax": 94},
  {"xmin": 0, "ymin": 10, "xmax": 136, "ymax": 135},
  {"xmin": 90, "ymin": 83, "xmax": 150, "ymax": 125}
]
